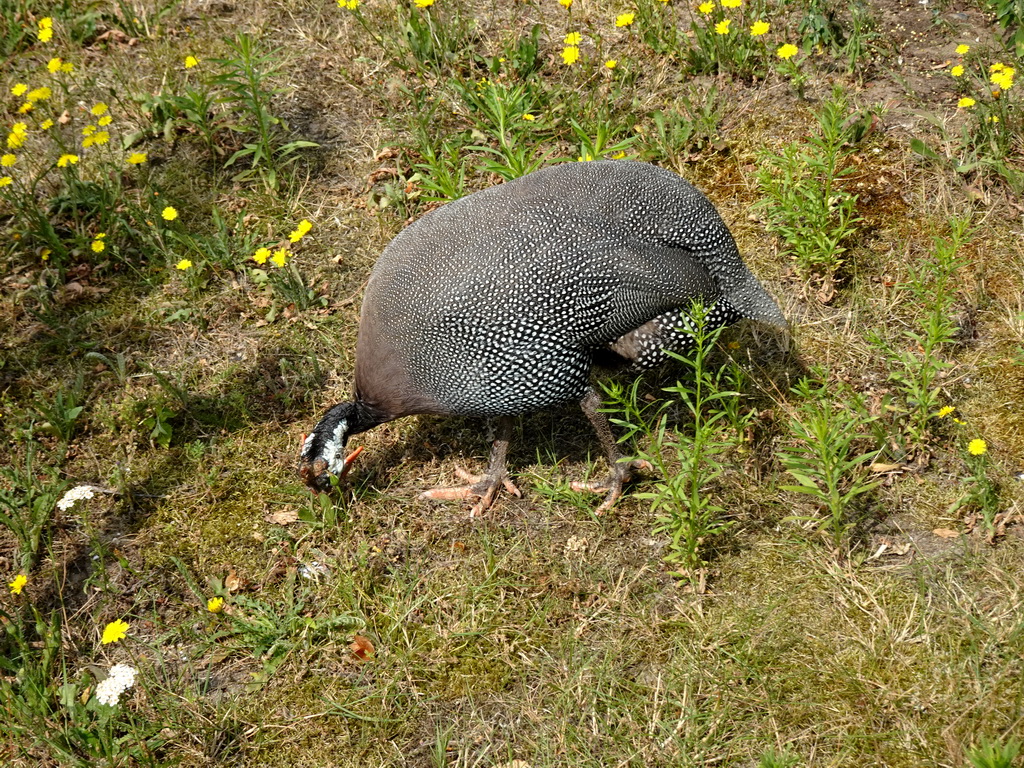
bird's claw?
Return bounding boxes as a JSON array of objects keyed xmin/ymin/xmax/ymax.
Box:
[
  {"xmin": 418, "ymin": 465, "xmax": 522, "ymax": 516},
  {"xmin": 570, "ymin": 459, "xmax": 652, "ymax": 514}
]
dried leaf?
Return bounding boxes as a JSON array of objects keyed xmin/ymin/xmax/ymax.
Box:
[
  {"xmin": 265, "ymin": 508, "xmax": 299, "ymax": 525},
  {"xmin": 225, "ymin": 568, "xmax": 243, "ymax": 593},
  {"xmin": 869, "ymin": 462, "xmax": 904, "ymax": 473},
  {"xmin": 932, "ymin": 528, "xmax": 960, "ymax": 539}
]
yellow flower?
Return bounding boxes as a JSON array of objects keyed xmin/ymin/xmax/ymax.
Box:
[
  {"xmin": 956, "ymin": 44, "xmax": 970, "ymax": 55},
  {"xmin": 951, "ymin": 65, "xmax": 964, "ymax": 77},
  {"xmin": 605, "ymin": 59, "xmax": 618, "ymax": 69},
  {"xmin": 39, "ymin": 16, "xmax": 53, "ymax": 29},
  {"xmin": 207, "ymin": 597, "xmax": 225, "ymax": 613},
  {"xmin": 176, "ymin": 259, "xmax": 192, "ymax": 270},
  {"xmin": 61, "ymin": 62, "xmax": 74, "ymax": 73},
  {"xmin": 564, "ymin": 32, "xmax": 582, "ymax": 44},
  {"xmin": 83, "ymin": 125, "xmax": 96, "ymax": 136},
  {"xmin": 92, "ymin": 239, "xmax": 105, "ymax": 253},
  {"xmin": 184, "ymin": 55, "xmax": 199, "ymax": 68},
  {"xmin": 578, "ymin": 153, "xmax": 593, "ymax": 161},
  {"xmin": 38, "ymin": 27, "xmax": 53, "ymax": 42},
  {"xmin": 338, "ymin": 0, "xmax": 360, "ymax": 8},
  {"xmin": 989, "ymin": 115, "xmax": 999, "ymax": 123},
  {"xmin": 11, "ymin": 83, "xmax": 27, "ymax": 96},
  {"xmin": 162, "ymin": 206, "xmax": 178, "ymax": 220},
  {"xmin": 967, "ymin": 438, "xmax": 987, "ymax": 456},
  {"xmin": 26, "ymin": 87, "xmax": 51, "ymax": 102},
  {"xmin": 93, "ymin": 131, "xmax": 109, "ymax": 145},
  {"xmin": 522, "ymin": 113, "xmax": 536, "ymax": 121},
  {"xmin": 1, "ymin": 154, "xmax": 15, "ymax": 167},
  {"xmin": 253, "ymin": 247, "xmax": 271, "ymax": 264},
  {"xmin": 271, "ymin": 248, "xmax": 290, "ymax": 267},
  {"xmin": 289, "ymin": 218, "xmax": 313, "ymax": 243},
  {"xmin": 127, "ymin": 152, "xmax": 147, "ymax": 164},
  {"xmin": 615, "ymin": 12, "xmax": 635, "ymax": 27},
  {"xmin": 611, "ymin": 150, "xmax": 626, "ymax": 159},
  {"xmin": 41, "ymin": 119, "xmax": 54, "ymax": 130},
  {"xmin": 18, "ymin": 102, "xmax": 33, "ymax": 114},
  {"xmin": 721, "ymin": 0, "xmax": 741, "ymax": 7},
  {"xmin": 936, "ymin": 406, "xmax": 955, "ymax": 418},
  {"xmin": 957, "ymin": 97, "xmax": 976, "ymax": 108},
  {"xmin": 991, "ymin": 68, "xmax": 1014, "ymax": 90},
  {"xmin": 7, "ymin": 133, "xmax": 25, "ymax": 149},
  {"xmin": 777, "ymin": 43, "xmax": 799, "ymax": 60},
  {"xmin": 698, "ymin": 1, "xmax": 713, "ymax": 13},
  {"xmin": 91, "ymin": 102, "xmax": 108, "ymax": 116},
  {"xmin": 414, "ymin": 0, "xmax": 435, "ymax": 7},
  {"xmin": 0, "ymin": 176, "xmax": 11, "ymax": 188},
  {"xmin": 715, "ymin": 19, "xmax": 731, "ymax": 34},
  {"xmin": 57, "ymin": 154, "xmax": 79, "ymax": 167},
  {"xmin": 47, "ymin": 57, "xmax": 62, "ymax": 73},
  {"xmin": 9, "ymin": 574, "xmax": 27, "ymax": 595},
  {"xmin": 561, "ymin": 45, "xmax": 580, "ymax": 65},
  {"xmin": 560, "ymin": 0, "xmax": 573, "ymax": 6},
  {"xmin": 750, "ymin": 20, "xmax": 769, "ymax": 36},
  {"xmin": 101, "ymin": 619, "xmax": 129, "ymax": 644}
]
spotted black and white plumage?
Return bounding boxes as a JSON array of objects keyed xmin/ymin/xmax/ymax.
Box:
[{"xmin": 300, "ymin": 160, "xmax": 786, "ymax": 510}]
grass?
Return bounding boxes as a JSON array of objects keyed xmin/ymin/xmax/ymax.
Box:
[{"xmin": 2, "ymin": 0, "xmax": 1024, "ymax": 766}]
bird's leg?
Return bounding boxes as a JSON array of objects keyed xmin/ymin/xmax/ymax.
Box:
[
  {"xmin": 418, "ymin": 416, "xmax": 521, "ymax": 517},
  {"xmin": 571, "ymin": 388, "xmax": 652, "ymax": 513}
]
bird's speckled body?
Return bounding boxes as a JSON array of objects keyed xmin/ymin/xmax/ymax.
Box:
[{"xmin": 301, "ymin": 160, "xmax": 785, "ymax": 513}]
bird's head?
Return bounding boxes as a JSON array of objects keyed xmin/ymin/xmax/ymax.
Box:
[{"xmin": 299, "ymin": 402, "xmax": 363, "ymax": 492}]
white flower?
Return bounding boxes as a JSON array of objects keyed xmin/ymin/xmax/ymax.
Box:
[
  {"xmin": 94, "ymin": 663, "xmax": 137, "ymax": 707},
  {"xmin": 57, "ymin": 485, "xmax": 96, "ymax": 511}
]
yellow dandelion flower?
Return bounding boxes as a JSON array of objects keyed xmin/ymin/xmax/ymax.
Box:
[
  {"xmin": 92, "ymin": 239, "xmax": 105, "ymax": 253},
  {"xmin": 989, "ymin": 115, "xmax": 999, "ymax": 123},
  {"xmin": 184, "ymin": 55, "xmax": 199, "ymax": 68},
  {"xmin": 26, "ymin": 87, "xmax": 51, "ymax": 102},
  {"xmin": 561, "ymin": 45, "xmax": 580, "ymax": 65},
  {"xmin": 82, "ymin": 136, "xmax": 95, "ymax": 149},
  {"xmin": 41, "ymin": 119, "xmax": 54, "ymax": 130},
  {"xmin": 698, "ymin": 1, "xmax": 713, "ymax": 13},
  {"xmin": 721, "ymin": 0, "xmax": 741, "ymax": 7},
  {"xmin": 955, "ymin": 44, "xmax": 969, "ymax": 55},
  {"xmin": 7, "ymin": 133, "xmax": 25, "ymax": 149},
  {"xmin": 176, "ymin": 259, "xmax": 192, "ymax": 270},
  {"xmin": 777, "ymin": 43, "xmax": 799, "ymax": 60},
  {"xmin": 990, "ymin": 62, "xmax": 1004, "ymax": 72},
  {"xmin": 91, "ymin": 102, "xmax": 108, "ymax": 116},
  {"xmin": 414, "ymin": 0, "xmax": 435, "ymax": 7},
  {"xmin": 162, "ymin": 206, "xmax": 178, "ymax": 221},
  {"xmin": 0, "ymin": 176, "xmax": 12, "ymax": 188},
  {"xmin": 564, "ymin": 31, "xmax": 582, "ymax": 44},
  {"xmin": 289, "ymin": 219, "xmax": 313, "ymax": 243},
  {"xmin": 1, "ymin": 154, "xmax": 15, "ymax": 167},
  {"xmin": 93, "ymin": 131, "xmax": 109, "ymax": 145},
  {"xmin": 253, "ymin": 247, "xmax": 271, "ymax": 264},
  {"xmin": 99, "ymin": 115, "xmax": 113, "ymax": 127},
  {"xmin": 57, "ymin": 154, "xmax": 79, "ymax": 167},
  {"xmin": 271, "ymin": 248, "xmax": 290, "ymax": 267},
  {"xmin": 605, "ymin": 59, "xmax": 618, "ymax": 69},
  {"xmin": 18, "ymin": 102, "xmax": 33, "ymax": 114},
  {"xmin": 13, "ymin": 122, "xmax": 28, "ymax": 135},
  {"xmin": 967, "ymin": 438, "xmax": 987, "ymax": 456},
  {"xmin": 578, "ymin": 153, "xmax": 593, "ymax": 161},
  {"xmin": 11, "ymin": 83, "xmax": 27, "ymax": 97},
  {"xmin": 750, "ymin": 20, "xmax": 770, "ymax": 36},
  {"xmin": 39, "ymin": 16, "xmax": 53, "ymax": 29},
  {"xmin": 60, "ymin": 62, "xmax": 74, "ymax": 73},
  {"xmin": 951, "ymin": 65, "xmax": 964, "ymax": 77},
  {"xmin": 611, "ymin": 150, "xmax": 626, "ymax": 159},
  {"xmin": 957, "ymin": 97, "xmax": 976, "ymax": 108},
  {"xmin": 207, "ymin": 597, "xmax": 225, "ymax": 613},
  {"xmin": 522, "ymin": 113, "xmax": 536, "ymax": 120},
  {"xmin": 47, "ymin": 57, "xmax": 62, "ymax": 73},
  {"xmin": 615, "ymin": 12, "xmax": 635, "ymax": 27},
  {"xmin": 936, "ymin": 406, "xmax": 955, "ymax": 418},
  {"xmin": 127, "ymin": 152, "xmax": 147, "ymax": 164},
  {"xmin": 83, "ymin": 125, "xmax": 96, "ymax": 136},
  {"xmin": 101, "ymin": 619, "xmax": 129, "ymax": 645},
  {"xmin": 38, "ymin": 27, "xmax": 53, "ymax": 42},
  {"xmin": 715, "ymin": 19, "xmax": 731, "ymax": 34},
  {"xmin": 9, "ymin": 574, "xmax": 27, "ymax": 594},
  {"xmin": 992, "ymin": 68, "xmax": 1014, "ymax": 90},
  {"xmin": 560, "ymin": 0, "xmax": 573, "ymax": 6}
]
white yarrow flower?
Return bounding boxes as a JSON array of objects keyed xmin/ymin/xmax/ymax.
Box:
[
  {"xmin": 94, "ymin": 663, "xmax": 137, "ymax": 707},
  {"xmin": 57, "ymin": 485, "xmax": 96, "ymax": 511}
]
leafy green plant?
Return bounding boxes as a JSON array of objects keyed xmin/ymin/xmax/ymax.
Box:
[
  {"xmin": 759, "ymin": 748, "xmax": 801, "ymax": 768},
  {"xmin": 642, "ymin": 84, "xmax": 725, "ymax": 169},
  {"xmin": 986, "ymin": 0, "xmax": 1024, "ymax": 56},
  {"xmin": 211, "ymin": 34, "xmax": 319, "ymax": 189},
  {"xmin": 608, "ymin": 303, "xmax": 738, "ymax": 576},
  {"xmin": 141, "ymin": 403, "xmax": 176, "ymax": 448},
  {"xmin": 684, "ymin": 1, "xmax": 774, "ymax": 77},
  {"xmin": 965, "ymin": 735, "xmax": 1022, "ymax": 768},
  {"xmin": 0, "ymin": 439, "xmax": 69, "ymax": 571},
  {"xmin": 35, "ymin": 377, "xmax": 86, "ymax": 443},
  {"xmin": 777, "ymin": 379, "xmax": 881, "ymax": 549},
  {"xmin": 756, "ymin": 87, "xmax": 863, "ymax": 280}
]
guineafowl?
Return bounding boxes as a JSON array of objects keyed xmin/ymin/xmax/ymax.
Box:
[{"xmin": 300, "ymin": 160, "xmax": 785, "ymax": 515}]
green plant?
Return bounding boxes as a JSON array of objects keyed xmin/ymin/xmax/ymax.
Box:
[
  {"xmin": 35, "ymin": 377, "xmax": 86, "ymax": 443},
  {"xmin": 756, "ymin": 87, "xmax": 863, "ymax": 280},
  {"xmin": 643, "ymin": 84, "xmax": 725, "ymax": 168},
  {"xmin": 759, "ymin": 748, "xmax": 801, "ymax": 768},
  {"xmin": 608, "ymin": 303, "xmax": 738, "ymax": 576},
  {"xmin": 141, "ymin": 403, "xmax": 176, "ymax": 448},
  {"xmin": 965, "ymin": 735, "xmax": 1022, "ymax": 768},
  {"xmin": 211, "ymin": 34, "xmax": 319, "ymax": 189},
  {"xmin": 684, "ymin": 1, "xmax": 773, "ymax": 77},
  {"xmin": 870, "ymin": 218, "xmax": 971, "ymax": 445},
  {"xmin": 0, "ymin": 438, "xmax": 69, "ymax": 571},
  {"xmin": 987, "ymin": 0, "xmax": 1024, "ymax": 56},
  {"xmin": 777, "ymin": 379, "xmax": 881, "ymax": 550},
  {"xmin": 456, "ymin": 79, "xmax": 549, "ymax": 181}
]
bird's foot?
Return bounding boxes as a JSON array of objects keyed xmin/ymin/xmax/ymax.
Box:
[
  {"xmin": 570, "ymin": 459, "xmax": 653, "ymax": 514},
  {"xmin": 418, "ymin": 466, "xmax": 522, "ymax": 517}
]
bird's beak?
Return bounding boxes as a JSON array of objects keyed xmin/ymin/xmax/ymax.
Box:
[{"xmin": 339, "ymin": 445, "xmax": 364, "ymax": 479}]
